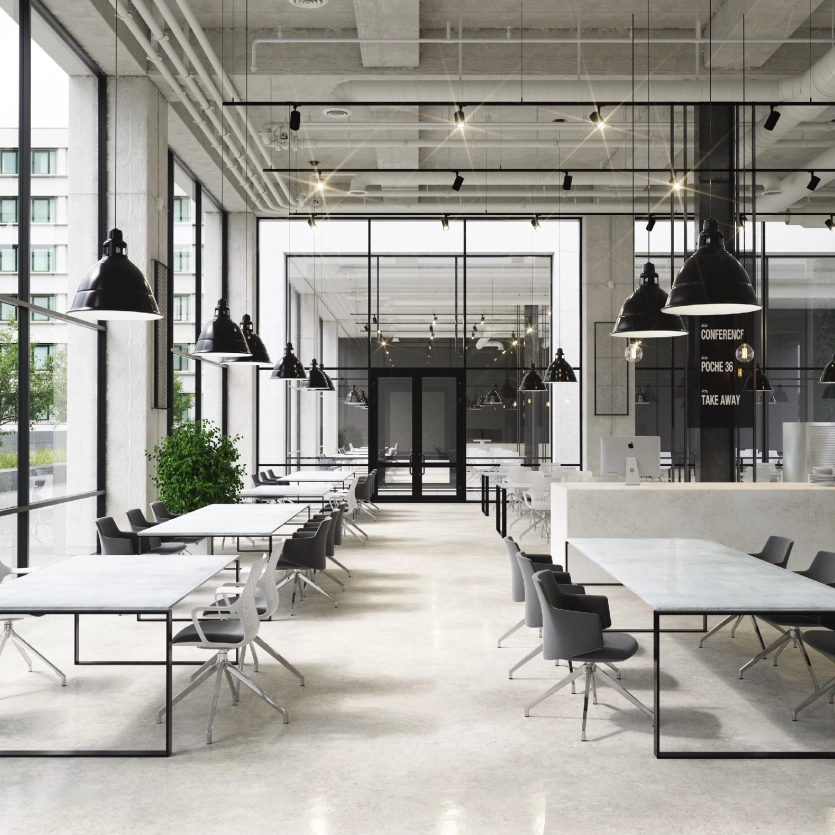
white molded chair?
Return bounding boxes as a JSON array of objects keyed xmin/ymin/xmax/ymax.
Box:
[
  {"xmin": 0, "ymin": 561, "xmax": 66, "ymax": 685},
  {"xmin": 157, "ymin": 556, "xmax": 289, "ymax": 744}
]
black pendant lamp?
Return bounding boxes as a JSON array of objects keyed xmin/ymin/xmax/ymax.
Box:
[
  {"xmin": 194, "ymin": 298, "xmax": 251, "ymax": 359},
  {"xmin": 499, "ymin": 379, "xmax": 516, "ymax": 399},
  {"xmin": 663, "ymin": 219, "xmax": 761, "ymax": 316},
  {"xmin": 820, "ymin": 351, "xmax": 835, "ymax": 383},
  {"xmin": 70, "ymin": 229, "xmax": 162, "ymax": 321},
  {"xmin": 467, "ymin": 396, "xmax": 482, "ymax": 411},
  {"xmin": 483, "ymin": 385, "xmax": 503, "ymax": 406},
  {"xmin": 743, "ymin": 363, "xmax": 773, "ymax": 392},
  {"xmin": 611, "ymin": 262, "xmax": 687, "ymax": 338},
  {"xmin": 636, "ymin": 387, "xmax": 649, "ymax": 405},
  {"xmin": 519, "ymin": 363, "xmax": 546, "ymax": 392},
  {"xmin": 320, "ymin": 365, "xmax": 336, "ymax": 392},
  {"xmin": 346, "ymin": 386, "xmax": 362, "ymax": 405},
  {"xmin": 543, "ymin": 348, "xmax": 577, "ymax": 383},
  {"xmin": 304, "ymin": 359, "xmax": 330, "ymax": 391},
  {"xmin": 224, "ymin": 314, "xmax": 271, "ymax": 364},
  {"xmin": 271, "ymin": 342, "xmax": 306, "ymax": 379}
]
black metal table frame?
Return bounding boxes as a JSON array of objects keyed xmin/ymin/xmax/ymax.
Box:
[
  {"xmin": 654, "ymin": 609, "xmax": 835, "ymax": 759},
  {"xmin": 0, "ymin": 609, "xmax": 175, "ymax": 758}
]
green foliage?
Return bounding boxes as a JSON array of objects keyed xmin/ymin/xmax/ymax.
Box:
[
  {"xmin": 0, "ymin": 447, "xmax": 67, "ymax": 470},
  {"xmin": 172, "ymin": 376, "xmax": 194, "ymax": 425},
  {"xmin": 0, "ymin": 322, "xmax": 66, "ymax": 434},
  {"xmin": 147, "ymin": 419, "xmax": 245, "ymax": 514}
]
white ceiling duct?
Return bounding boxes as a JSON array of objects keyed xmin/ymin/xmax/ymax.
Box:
[{"xmin": 475, "ymin": 338, "xmax": 504, "ymax": 350}]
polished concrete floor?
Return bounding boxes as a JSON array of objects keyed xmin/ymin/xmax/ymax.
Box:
[{"xmin": 2, "ymin": 503, "xmax": 835, "ymax": 834}]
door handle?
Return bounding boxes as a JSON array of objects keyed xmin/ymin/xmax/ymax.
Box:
[
  {"xmin": 421, "ymin": 453, "xmax": 426, "ymax": 475},
  {"xmin": 408, "ymin": 451, "xmax": 414, "ymax": 475}
]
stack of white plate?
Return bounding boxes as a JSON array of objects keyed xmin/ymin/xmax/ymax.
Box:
[{"xmin": 809, "ymin": 466, "xmax": 835, "ymax": 485}]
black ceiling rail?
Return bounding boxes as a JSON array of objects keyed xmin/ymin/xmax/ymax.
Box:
[
  {"xmin": 225, "ymin": 100, "xmax": 835, "ymax": 108},
  {"xmin": 267, "ymin": 167, "xmax": 835, "ymax": 174}
]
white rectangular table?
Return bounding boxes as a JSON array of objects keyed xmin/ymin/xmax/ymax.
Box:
[
  {"xmin": 276, "ymin": 469, "xmax": 355, "ymax": 487},
  {"xmin": 0, "ymin": 554, "xmax": 232, "ymax": 757},
  {"xmin": 140, "ymin": 503, "xmax": 311, "ymax": 554},
  {"xmin": 569, "ymin": 538, "xmax": 835, "ymax": 759},
  {"xmin": 239, "ymin": 485, "xmax": 334, "ymax": 505}
]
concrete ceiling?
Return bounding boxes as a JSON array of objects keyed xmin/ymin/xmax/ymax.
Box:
[{"xmin": 30, "ymin": 0, "xmax": 835, "ymax": 219}]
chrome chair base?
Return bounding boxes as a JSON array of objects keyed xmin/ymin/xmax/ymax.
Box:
[
  {"xmin": 739, "ymin": 626, "xmax": 818, "ymax": 686},
  {"xmin": 276, "ymin": 569, "xmax": 338, "ymax": 615},
  {"xmin": 699, "ymin": 614, "xmax": 766, "ymax": 651},
  {"xmin": 0, "ymin": 620, "xmax": 66, "ymax": 685},
  {"xmin": 157, "ymin": 649, "xmax": 288, "ymax": 744},
  {"xmin": 497, "ymin": 617, "xmax": 525, "ymax": 648}
]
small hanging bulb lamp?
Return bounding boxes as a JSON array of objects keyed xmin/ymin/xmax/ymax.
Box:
[
  {"xmin": 611, "ymin": 261, "xmax": 687, "ymax": 339},
  {"xmin": 345, "ymin": 386, "xmax": 362, "ymax": 405},
  {"xmin": 224, "ymin": 314, "xmax": 271, "ymax": 364},
  {"xmin": 70, "ymin": 229, "xmax": 162, "ymax": 321},
  {"xmin": 624, "ymin": 341, "xmax": 643, "ymax": 363},
  {"xmin": 519, "ymin": 363, "xmax": 546, "ymax": 392},
  {"xmin": 743, "ymin": 363, "xmax": 773, "ymax": 392},
  {"xmin": 271, "ymin": 342, "xmax": 306, "ymax": 380},
  {"xmin": 544, "ymin": 348, "xmax": 577, "ymax": 383},
  {"xmin": 194, "ymin": 298, "xmax": 251, "ymax": 359},
  {"xmin": 735, "ymin": 341, "xmax": 755, "ymax": 363},
  {"xmin": 663, "ymin": 219, "xmax": 761, "ymax": 316}
]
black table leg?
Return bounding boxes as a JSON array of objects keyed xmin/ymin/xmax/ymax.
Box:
[
  {"xmin": 166, "ymin": 610, "xmax": 173, "ymax": 757},
  {"xmin": 501, "ymin": 487, "xmax": 507, "ymax": 538},
  {"xmin": 653, "ymin": 610, "xmax": 660, "ymax": 758}
]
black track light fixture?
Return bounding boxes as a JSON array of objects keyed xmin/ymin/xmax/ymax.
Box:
[
  {"xmin": 562, "ymin": 171, "xmax": 573, "ymax": 191},
  {"xmin": 531, "ymin": 215, "xmax": 541, "ymax": 230},
  {"xmin": 808, "ymin": 172, "xmax": 821, "ymax": 191},
  {"xmin": 669, "ymin": 172, "xmax": 682, "ymax": 191},
  {"xmin": 737, "ymin": 213, "xmax": 748, "ymax": 230},
  {"xmin": 454, "ymin": 106, "xmax": 466, "ymax": 130},
  {"xmin": 590, "ymin": 107, "xmax": 606, "ymax": 130},
  {"xmin": 764, "ymin": 105, "xmax": 781, "ymax": 131},
  {"xmin": 441, "ymin": 215, "xmax": 449, "ymax": 231},
  {"xmin": 826, "ymin": 216, "xmax": 835, "ymax": 231},
  {"xmin": 289, "ymin": 105, "xmax": 301, "ymax": 132},
  {"xmin": 452, "ymin": 172, "xmax": 464, "ymax": 192},
  {"xmin": 308, "ymin": 215, "xmax": 317, "ymax": 229},
  {"xmin": 646, "ymin": 215, "xmax": 656, "ymax": 232}
]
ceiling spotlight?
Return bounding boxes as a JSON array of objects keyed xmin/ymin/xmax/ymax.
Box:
[
  {"xmin": 433, "ymin": 312, "xmax": 438, "ymax": 323},
  {"xmin": 590, "ymin": 108, "xmax": 605, "ymax": 130},
  {"xmin": 764, "ymin": 105, "xmax": 781, "ymax": 131},
  {"xmin": 480, "ymin": 313, "xmax": 485, "ymax": 324},
  {"xmin": 563, "ymin": 171, "xmax": 573, "ymax": 191},
  {"xmin": 826, "ymin": 216, "xmax": 835, "ymax": 231},
  {"xmin": 531, "ymin": 215, "xmax": 541, "ymax": 230},
  {"xmin": 307, "ymin": 215, "xmax": 317, "ymax": 229},
  {"xmin": 454, "ymin": 107, "xmax": 466, "ymax": 130},
  {"xmin": 737, "ymin": 213, "xmax": 748, "ymax": 230},
  {"xmin": 315, "ymin": 176, "xmax": 324, "ymax": 191},
  {"xmin": 808, "ymin": 172, "xmax": 821, "ymax": 191},
  {"xmin": 452, "ymin": 172, "xmax": 464, "ymax": 192},
  {"xmin": 289, "ymin": 105, "xmax": 301, "ymax": 132},
  {"xmin": 646, "ymin": 215, "xmax": 656, "ymax": 232},
  {"xmin": 669, "ymin": 173, "xmax": 682, "ymax": 191},
  {"xmin": 441, "ymin": 215, "xmax": 449, "ymax": 231}
]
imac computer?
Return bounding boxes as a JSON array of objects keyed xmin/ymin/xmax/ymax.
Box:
[{"xmin": 600, "ymin": 436, "xmax": 661, "ymax": 484}]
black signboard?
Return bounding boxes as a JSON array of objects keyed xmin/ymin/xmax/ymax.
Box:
[{"xmin": 698, "ymin": 322, "xmax": 749, "ymax": 429}]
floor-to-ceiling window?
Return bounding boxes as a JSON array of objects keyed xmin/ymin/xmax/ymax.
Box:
[
  {"xmin": 0, "ymin": 1, "xmax": 105, "ymax": 566},
  {"xmin": 257, "ymin": 217, "xmax": 582, "ymax": 499}
]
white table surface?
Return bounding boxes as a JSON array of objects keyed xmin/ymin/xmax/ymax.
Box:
[
  {"xmin": 277, "ymin": 469, "xmax": 355, "ymax": 483},
  {"xmin": 240, "ymin": 485, "xmax": 334, "ymax": 499},
  {"xmin": 140, "ymin": 503, "xmax": 309, "ymax": 538},
  {"xmin": 569, "ymin": 537, "xmax": 835, "ymax": 613},
  {"xmin": 0, "ymin": 554, "xmax": 232, "ymax": 612}
]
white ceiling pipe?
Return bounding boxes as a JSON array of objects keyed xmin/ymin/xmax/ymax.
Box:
[
  {"xmin": 757, "ymin": 145, "xmax": 835, "ymax": 212},
  {"xmin": 126, "ymin": 0, "xmax": 277, "ymax": 212},
  {"xmin": 349, "ymin": 171, "xmax": 686, "ymax": 190},
  {"xmin": 170, "ymin": 0, "xmax": 293, "ymax": 201},
  {"xmin": 297, "ymin": 201, "xmax": 708, "ymax": 214},
  {"xmin": 111, "ymin": 0, "xmax": 268, "ymax": 212},
  {"xmin": 156, "ymin": 0, "xmax": 294, "ymax": 209},
  {"xmin": 292, "ymin": 138, "xmax": 686, "ymax": 150},
  {"xmin": 281, "ymin": 121, "xmax": 693, "ymax": 132}
]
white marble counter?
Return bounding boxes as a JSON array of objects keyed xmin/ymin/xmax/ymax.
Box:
[{"xmin": 552, "ymin": 482, "xmax": 835, "ymax": 583}]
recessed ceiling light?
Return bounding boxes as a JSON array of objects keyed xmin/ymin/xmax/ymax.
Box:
[
  {"xmin": 287, "ymin": 0, "xmax": 328, "ymax": 7},
  {"xmin": 322, "ymin": 106, "xmax": 351, "ymax": 119}
]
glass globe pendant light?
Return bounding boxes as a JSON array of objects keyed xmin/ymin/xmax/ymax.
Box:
[
  {"xmin": 736, "ymin": 342, "xmax": 755, "ymax": 363},
  {"xmin": 624, "ymin": 341, "xmax": 643, "ymax": 363}
]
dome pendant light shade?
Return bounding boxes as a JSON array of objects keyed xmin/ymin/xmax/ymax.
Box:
[
  {"xmin": 320, "ymin": 364, "xmax": 336, "ymax": 392},
  {"xmin": 346, "ymin": 386, "xmax": 362, "ymax": 405},
  {"xmin": 70, "ymin": 228, "xmax": 162, "ymax": 320},
  {"xmin": 743, "ymin": 363, "xmax": 773, "ymax": 392},
  {"xmin": 271, "ymin": 342, "xmax": 306, "ymax": 379},
  {"xmin": 467, "ymin": 397, "xmax": 482, "ymax": 411},
  {"xmin": 194, "ymin": 298, "xmax": 251, "ymax": 359},
  {"xmin": 358, "ymin": 390, "xmax": 369, "ymax": 409},
  {"xmin": 304, "ymin": 359, "xmax": 330, "ymax": 391},
  {"xmin": 663, "ymin": 219, "xmax": 761, "ymax": 316},
  {"xmin": 611, "ymin": 262, "xmax": 688, "ymax": 338},
  {"xmin": 224, "ymin": 314, "xmax": 271, "ymax": 364},
  {"xmin": 544, "ymin": 348, "xmax": 577, "ymax": 383},
  {"xmin": 820, "ymin": 351, "xmax": 835, "ymax": 384},
  {"xmin": 519, "ymin": 363, "xmax": 546, "ymax": 392},
  {"xmin": 499, "ymin": 379, "xmax": 516, "ymax": 399},
  {"xmin": 483, "ymin": 385, "xmax": 503, "ymax": 406}
]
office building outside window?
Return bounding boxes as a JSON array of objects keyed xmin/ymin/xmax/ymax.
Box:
[
  {"xmin": 0, "ymin": 149, "xmax": 17, "ymax": 175},
  {"xmin": 31, "ymin": 148, "xmax": 56, "ymax": 175},
  {"xmin": 30, "ymin": 294, "xmax": 56, "ymax": 320},
  {"xmin": 0, "ymin": 197, "xmax": 17, "ymax": 223},
  {"xmin": 30, "ymin": 196, "xmax": 55, "ymax": 223}
]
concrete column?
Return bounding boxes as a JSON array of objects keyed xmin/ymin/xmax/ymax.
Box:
[
  {"xmin": 582, "ymin": 216, "xmax": 636, "ymax": 475},
  {"xmin": 225, "ymin": 211, "xmax": 257, "ymax": 475},
  {"xmin": 105, "ymin": 77, "xmax": 167, "ymax": 517}
]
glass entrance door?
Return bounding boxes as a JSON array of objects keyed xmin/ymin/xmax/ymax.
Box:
[{"xmin": 370, "ymin": 369, "xmax": 464, "ymax": 501}]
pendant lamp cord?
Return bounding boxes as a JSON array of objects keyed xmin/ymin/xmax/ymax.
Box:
[
  {"xmin": 709, "ymin": 0, "xmax": 713, "ymax": 216},
  {"xmin": 631, "ymin": 13, "xmax": 636, "ymax": 288},
  {"xmin": 244, "ymin": 0, "xmax": 249, "ymax": 319},
  {"xmin": 646, "ymin": 0, "xmax": 650, "ymax": 255},
  {"xmin": 114, "ymin": 1, "xmax": 118, "ymax": 230}
]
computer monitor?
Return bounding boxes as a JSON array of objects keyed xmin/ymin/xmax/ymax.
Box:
[{"xmin": 600, "ymin": 436, "xmax": 661, "ymax": 484}]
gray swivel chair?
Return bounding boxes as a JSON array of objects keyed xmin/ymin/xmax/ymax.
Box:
[
  {"xmin": 275, "ymin": 518, "xmax": 336, "ymax": 615},
  {"xmin": 791, "ymin": 628, "xmax": 835, "ymax": 720},
  {"xmin": 295, "ymin": 509, "xmax": 345, "ymax": 591},
  {"xmin": 525, "ymin": 569, "xmax": 654, "ymax": 740},
  {"xmin": 125, "ymin": 509, "xmax": 189, "ymax": 555},
  {"xmin": 259, "ymin": 471, "xmax": 278, "ymax": 484},
  {"xmin": 355, "ymin": 473, "xmax": 377, "ymax": 520},
  {"xmin": 498, "ymin": 535, "xmax": 557, "ymax": 648},
  {"xmin": 509, "ymin": 552, "xmax": 585, "ymax": 680},
  {"xmin": 0, "ymin": 560, "xmax": 66, "ymax": 685},
  {"xmin": 156, "ymin": 557, "xmax": 289, "ymax": 744},
  {"xmin": 699, "ymin": 535, "xmax": 794, "ymax": 649},
  {"xmin": 301, "ymin": 506, "xmax": 351, "ymax": 578},
  {"xmin": 96, "ymin": 517, "xmax": 138, "ymax": 555},
  {"xmin": 738, "ymin": 551, "xmax": 835, "ymax": 684},
  {"xmin": 150, "ymin": 501, "xmax": 177, "ymax": 522}
]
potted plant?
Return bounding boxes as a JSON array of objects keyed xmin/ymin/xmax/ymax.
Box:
[{"xmin": 147, "ymin": 419, "xmax": 245, "ymax": 514}]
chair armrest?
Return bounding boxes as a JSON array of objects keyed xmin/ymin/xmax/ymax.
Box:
[
  {"xmin": 190, "ymin": 605, "xmax": 234, "ymax": 642},
  {"xmin": 565, "ymin": 593, "xmax": 612, "ymax": 630},
  {"xmin": 214, "ymin": 581, "xmax": 246, "ymax": 608},
  {"xmin": 558, "ymin": 583, "xmax": 585, "ymax": 595}
]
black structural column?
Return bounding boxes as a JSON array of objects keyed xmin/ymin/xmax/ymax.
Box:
[{"xmin": 690, "ymin": 105, "xmax": 737, "ymax": 482}]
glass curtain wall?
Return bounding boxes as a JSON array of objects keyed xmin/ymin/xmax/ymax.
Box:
[
  {"xmin": 0, "ymin": 1, "xmax": 105, "ymax": 566},
  {"xmin": 257, "ymin": 218, "xmax": 581, "ymax": 499},
  {"xmin": 170, "ymin": 156, "xmax": 226, "ymax": 429}
]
